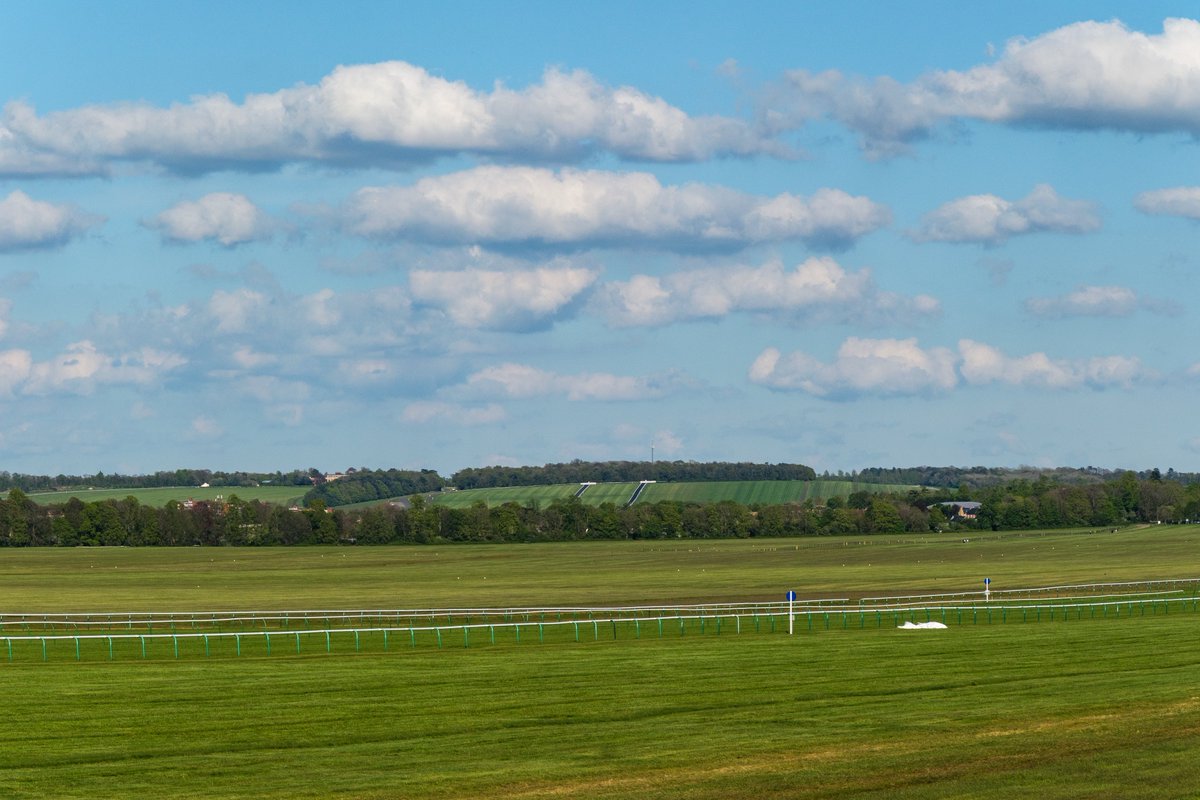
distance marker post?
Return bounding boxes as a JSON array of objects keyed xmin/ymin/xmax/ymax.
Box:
[
  {"xmin": 984, "ymin": 577, "xmax": 991, "ymax": 604},
  {"xmin": 786, "ymin": 590, "xmax": 796, "ymax": 635}
]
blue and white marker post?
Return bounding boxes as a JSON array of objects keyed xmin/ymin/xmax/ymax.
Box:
[
  {"xmin": 787, "ymin": 590, "xmax": 797, "ymax": 634},
  {"xmin": 984, "ymin": 577, "xmax": 991, "ymax": 603}
]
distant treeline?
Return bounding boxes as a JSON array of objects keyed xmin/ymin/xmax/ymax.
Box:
[
  {"xmin": 853, "ymin": 465, "xmax": 1200, "ymax": 488},
  {"xmin": 1, "ymin": 472, "xmax": 1197, "ymax": 547},
  {"xmin": 0, "ymin": 469, "xmax": 315, "ymax": 493},
  {"xmin": 451, "ymin": 461, "xmax": 818, "ymax": 490}
]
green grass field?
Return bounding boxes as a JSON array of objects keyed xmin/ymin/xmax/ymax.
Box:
[
  {"xmin": 639, "ymin": 479, "xmax": 917, "ymax": 504},
  {"xmin": 25, "ymin": 485, "xmax": 308, "ymax": 508},
  {"xmin": 1, "ymin": 527, "xmax": 1199, "ymax": 798},
  {"xmin": 429, "ymin": 479, "xmax": 917, "ymax": 509}
]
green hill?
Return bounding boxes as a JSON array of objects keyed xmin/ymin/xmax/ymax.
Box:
[{"xmin": 427, "ymin": 479, "xmax": 918, "ymax": 509}]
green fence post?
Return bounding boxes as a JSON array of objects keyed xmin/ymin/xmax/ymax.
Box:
[
  {"xmin": 611, "ymin": 620, "xmax": 617, "ymax": 640},
  {"xmin": 658, "ymin": 618, "xmax": 663, "ymax": 637},
  {"xmin": 593, "ymin": 620, "xmax": 599, "ymax": 640},
  {"xmin": 205, "ymin": 635, "xmax": 210, "ymax": 657},
  {"xmin": 736, "ymin": 616, "xmax": 741, "ymax": 634},
  {"xmin": 823, "ymin": 613, "xmax": 829, "ymax": 630},
  {"xmin": 295, "ymin": 632, "xmax": 301, "ymax": 654},
  {"xmin": 235, "ymin": 634, "xmax": 241, "ymax": 656},
  {"xmin": 437, "ymin": 627, "xmax": 444, "ymax": 648},
  {"xmin": 384, "ymin": 630, "xmax": 389, "ymax": 651},
  {"xmin": 5, "ymin": 639, "xmax": 10, "ymax": 662},
  {"xmin": 464, "ymin": 626, "xmax": 470, "ymax": 648},
  {"xmin": 409, "ymin": 629, "xmax": 416, "ymax": 648},
  {"xmin": 972, "ymin": 609, "xmax": 977, "ymax": 625},
  {"xmin": 636, "ymin": 618, "xmax": 641, "ymax": 638},
  {"xmin": 681, "ymin": 617, "xmax": 687, "ymax": 636},
  {"xmin": 573, "ymin": 622, "xmax": 579, "ymax": 642},
  {"xmin": 140, "ymin": 636, "xmax": 146, "ymax": 659},
  {"xmin": 108, "ymin": 637, "xmax": 113, "ymax": 661},
  {"xmin": 74, "ymin": 637, "xmax": 80, "ymax": 661},
  {"xmin": 265, "ymin": 632, "xmax": 271, "ymax": 655},
  {"xmin": 41, "ymin": 638, "xmax": 47, "ymax": 662}
]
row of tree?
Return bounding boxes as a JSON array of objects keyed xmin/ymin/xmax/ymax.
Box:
[
  {"xmin": 1, "ymin": 472, "xmax": 1196, "ymax": 547},
  {"xmin": 450, "ymin": 460, "xmax": 817, "ymax": 490}
]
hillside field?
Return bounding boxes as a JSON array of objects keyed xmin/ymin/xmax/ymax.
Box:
[
  {"xmin": 1, "ymin": 528, "xmax": 1198, "ymax": 798},
  {"xmin": 428, "ymin": 479, "xmax": 918, "ymax": 509},
  {"xmin": 24, "ymin": 485, "xmax": 309, "ymax": 508}
]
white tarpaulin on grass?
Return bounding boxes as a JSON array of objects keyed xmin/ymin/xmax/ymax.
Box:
[{"xmin": 898, "ymin": 621, "xmax": 948, "ymax": 630}]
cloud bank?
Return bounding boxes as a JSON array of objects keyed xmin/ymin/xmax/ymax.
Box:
[
  {"xmin": 343, "ymin": 166, "xmax": 890, "ymax": 251},
  {"xmin": 750, "ymin": 337, "xmax": 1150, "ymax": 398},
  {"xmin": 0, "ymin": 62, "xmax": 780, "ymax": 177},
  {"xmin": 775, "ymin": 18, "xmax": 1200, "ymax": 156}
]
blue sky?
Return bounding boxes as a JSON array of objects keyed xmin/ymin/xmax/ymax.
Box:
[{"xmin": 1, "ymin": 2, "xmax": 1199, "ymax": 476}]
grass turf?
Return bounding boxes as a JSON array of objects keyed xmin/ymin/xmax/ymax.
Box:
[
  {"xmin": 0, "ymin": 614, "xmax": 1197, "ymax": 798},
  {"xmin": 2, "ymin": 529, "xmax": 1199, "ymax": 798}
]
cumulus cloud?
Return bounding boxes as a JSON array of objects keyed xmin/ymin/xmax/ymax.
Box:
[
  {"xmin": 0, "ymin": 190, "xmax": 100, "ymax": 252},
  {"xmin": 0, "ymin": 62, "xmax": 779, "ymax": 177},
  {"xmin": 774, "ymin": 18, "xmax": 1200, "ymax": 156},
  {"xmin": 596, "ymin": 256, "xmax": 939, "ymax": 327},
  {"xmin": 913, "ymin": 185, "xmax": 1100, "ymax": 244},
  {"xmin": 148, "ymin": 193, "xmax": 276, "ymax": 246},
  {"xmin": 958, "ymin": 339, "xmax": 1148, "ymax": 389},
  {"xmin": 410, "ymin": 265, "xmax": 598, "ymax": 331},
  {"xmin": 1134, "ymin": 186, "xmax": 1200, "ymax": 220},
  {"xmin": 1025, "ymin": 285, "xmax": 1139, "ymax": 318},
  {"xmin": 749, "ymin": 338, "xmax": 958, "ymax": 399},
  {"xmin": 343, "ymin": 166, "xmax": 890, "ymax": 251},
  {"xmin": 464, "ymin": 362, "xmax": 691, "ymax": 401},
  {"xmin": 750, "ymin": 337, "xmax": 1149, "ymax": 398},
  {"xmin": 0, "ymin": 341, "xmax": 186, "ymax": 396}
]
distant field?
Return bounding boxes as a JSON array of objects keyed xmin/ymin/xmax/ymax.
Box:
[
  {"xmin": 640, "ymin": 479, "xmax": 916, "ymax": 504},
  {"xmin": 24, "ymin": 485, "xmax": 308, "ymax": 508},
  {"xmin": 429, "ymin": 479, "xmax": 918, "ymax": 509}
]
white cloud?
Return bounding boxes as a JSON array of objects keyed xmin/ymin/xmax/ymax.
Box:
[
  {"xmin": 1134, "ymin": 186, "xmax": 1200, "ymax": 220},
  {"xmin": 0, "ymin": 349, "xmax": 32, "ymax": 395},
  {"xmin": 0, "ymin": 190, "xmax": 99, "ymax": 251},
  {"xmin": 749, "ymin": 338, "xmax": 958, "ymax": 399},
  {"xmin": 401, "ymin": 401, "xmax": 507, "ymax": 425},
  {"xmin": 208, "ymin": 289, "xmax": 268, "ymax": 333},
  {"xmin": 1025, "ymin": 285, "xmax": 1139, "ymax": 318},
  {"xmin": 750, "ymin": 337, "xmax": 1150, "ymax": 398},
  {"xmin": 0, "ymin": 62, "xmax": 778, "ymax": 176},
  {"xmin": 410, "ymin": 265, "xmax": 598, "ymax": 331},
  {"xmin": 300, "ymin": 288, "xmax": 341, "ymax": 328},
  {"xmin": 913, "ymin": 185, "xmax": 1100, "ymax": 244},
  {"xmin": 597, "ymin": 256, "xmax": 939, "ymax": 327},
  {"xmin": 776, "ymin": 18, "xmax": 1200, "ymax": 156},
  {"xmin": 958, "ymin": 339, "xmax": 1148, "ymax": 389},
  {"xmin": 231, "ymin": 345, "xmax": 277, "ymax": 369},
  {"xmin": 464, "ymin": 362, "xmax": 690, "ymax": 401},
  {"xmin": 18, "ymin": 341, "xmax": 185, "ymax": 396},
  {"xmin": 343, "ymin": 166, "xmax": 890, "ymax": 251},
  {"xmin": 190, "ymin": 416, "xmax": 224, "ymax": 438},
  {"xmin": 148, "ymin": 193, "xmax": 275, "ymax": 246}
]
